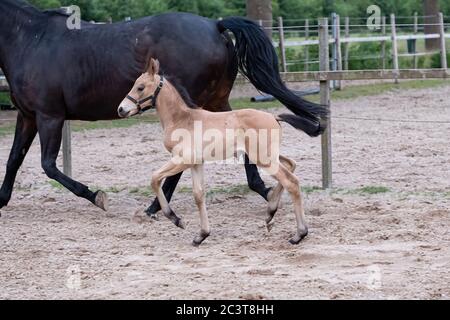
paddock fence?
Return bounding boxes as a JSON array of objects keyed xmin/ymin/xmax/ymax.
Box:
[{"xmin": 1, "ymin": 13, "xmax": 450, "ymax": 188}]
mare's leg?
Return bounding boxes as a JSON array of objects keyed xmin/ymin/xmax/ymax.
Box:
[
  {"xmin": 0, "ymin": 114, "xmax": 37, "ymax": 210},
  {"xmin": 36, "ymin": 114, "xmax": 108, "ymax": 210},
  {"xmin": 245, "ymin": 154, "xmax": 272, "ymax": 201},
  {"xmin": 269, "ymin": 160, "xmax": 308, "ymax": 245},
  {"xmin": 266, "ymin": 156, "xmax": 297, "ymax": 230},
  {"xmin": 151, "ymin": 161, "xmax": 191, "ymax": 229},
  {"xmin": 191, "ymin": 164, "xmax": 210, "ymax": 247},
  {"xmin": 145, "ymin": 172, "xmax": 183, "ymax": 218}
]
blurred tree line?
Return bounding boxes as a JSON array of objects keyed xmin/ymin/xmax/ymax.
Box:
[{"xmin": 29, "ymin": 0, "xmax": 450, "ymax": 22}]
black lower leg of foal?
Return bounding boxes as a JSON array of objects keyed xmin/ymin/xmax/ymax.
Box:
[
  {"xmin": 146, "ymin": 172, "xmax": 184, "ymax": 216},
  {"xmin": 245, "ymin": 155, "xmax": 271, "ymax": 201}
]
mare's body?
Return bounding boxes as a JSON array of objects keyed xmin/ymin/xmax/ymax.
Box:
[{"xmin": 0, "ymin": 0, "xmax": 326, "ymax": 214}]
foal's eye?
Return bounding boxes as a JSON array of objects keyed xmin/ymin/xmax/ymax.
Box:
[{"xmin": 137, "ymin": 86, "xmax": 145, "ymax": 92}]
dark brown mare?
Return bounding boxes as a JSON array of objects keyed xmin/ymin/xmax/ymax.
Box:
[{"xmin": 0, "ymin": 0, "xmax": 327, "ymax": 215}]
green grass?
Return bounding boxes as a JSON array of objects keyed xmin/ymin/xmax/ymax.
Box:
[
  {"xmin": 303, "ymin": 186, "xmax": 323, "ymax": 194},
  {"xmin": 178, "ymin": 184, "xmax": 252, "ymax": 198},
  {"xmin": 230, "ymin": 98, "xmax": 282, "ymax": 110},
  {"xmin": 49, "ymin": 180, "xmax": 126, "ymax": 194},
  {"xmin": 129, "ymin": 186, "xmax": 153, "ymax": 197},
  {"xmin": 49, "ymin": 180, "xmax": 65, "ymax": 190},
  {"xmin": 354, "ymin": 186, "xmax": 391, "ymax": 195}
]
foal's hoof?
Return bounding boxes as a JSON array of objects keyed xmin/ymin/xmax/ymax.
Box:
[
  {"xmin": 94, "ymin": 191, "xmax": 109, "ymax": 211},
  {"xmin": 289, "ymin": 228, "xmax": 309, "ymax": 245},
  {"xmin": 148, "ymin": 213, "xmax": 160, "ymax": 221},
  {"xmin": 192, "ymin": 232, "xmax": 210, "ymax": 247},
  {"xmin": 266, "ymin": 208, "xmax": 277, "ymax": 231}
]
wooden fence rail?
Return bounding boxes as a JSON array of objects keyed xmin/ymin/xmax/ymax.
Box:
[{"xmin": 274, "ymin": 12, "xmax": 449, "ymax": 74}]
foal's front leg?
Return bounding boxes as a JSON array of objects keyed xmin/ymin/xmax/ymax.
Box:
[
  {"xmin": 151, "ymin": 161, "xmax": 191, "ymax": 229},
  {"xmin": 191, "ymin": 164, "xmax": 210, "ymax": 247}
]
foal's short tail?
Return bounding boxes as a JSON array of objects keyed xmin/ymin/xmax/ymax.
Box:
[
  {"xmin": 276, "ymin": 114, "xmax": 326, "ymax": 137},
  {"xmin": 218, "ymin": 17, "xmax": 328, "ymax": 137}
]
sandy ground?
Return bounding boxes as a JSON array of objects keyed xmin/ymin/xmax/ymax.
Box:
[{"xmin": 0, "ymin": 85, "xmax": 449, "ymax": 300}]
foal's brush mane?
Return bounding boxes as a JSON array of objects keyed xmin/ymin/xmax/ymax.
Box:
[{"xmin": 162, "ymin": 73, "xmax": 199, "ymax": 109}]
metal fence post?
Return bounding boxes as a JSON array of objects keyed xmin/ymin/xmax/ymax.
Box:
[
  {"xmin": 319, "ymin": 18, "xmax": 332, "ymax": 189},
  {"xmin": 381, "ymin": 16, "xmax": 387, "ymax": 69},
  {"xmin": 413, "ymin": 12, "xmax": 419, "ymax": 69},
  {"xmin": 62, "ymin": 121, "xmax": 72, "ymax": 178},
  {"xmin": 331, "ymin": 13, "xmax": 337, "ymax": 89},
  {"xmin": 344, "ymin": 17, "xmax": 350, "ymax": 71},
  {"xmin": 335, "ymin": 14, "xmax": 343, "ymax": 90},
  {"xmin": 278, "ymin": 16, "xmax": 288, "ymax": 72},
  {"xmin": 304, "ymin": 19, "xmax": 310, "ymax": 71},
  {"xmin": 439, "ymin": 12, "xmax": 448, "ymax": 69},
  {"xmin": 391, "ymin": 14, "xmax": 399, "ymax": 83}
]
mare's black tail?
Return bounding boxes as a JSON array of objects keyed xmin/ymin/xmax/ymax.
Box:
[
  {"xmin": 276, "ymin": 114, "xmax": 325, "ymax": 137},
  {"xmin": 218, "ymin": 17, "xmax": 328, "ymax": 137}
]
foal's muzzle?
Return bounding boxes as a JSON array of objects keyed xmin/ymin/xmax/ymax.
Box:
[{"xmin": 117, "ymin": 103, "xmax": 139, "ymax": 118}]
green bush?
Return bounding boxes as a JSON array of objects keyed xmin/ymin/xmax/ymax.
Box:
[
  {"xmin": 430, "ymin": 53, "xmax": 450, "ymax": 69},
  {"xmin": 0, "ymin": 93, "xmax": 11, "ymax": 105},
  {"xmin": 347, "ymin": 42, "xmax": 389, "ymax": 70}
]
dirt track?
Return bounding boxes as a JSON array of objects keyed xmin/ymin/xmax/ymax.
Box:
[{"xmin": 0, "ymin": 85, "xmax": 449, "ymax": 300}]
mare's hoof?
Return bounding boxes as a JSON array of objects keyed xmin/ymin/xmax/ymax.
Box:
[
  {"xmin": 94, "ymin": 191, "xmax": 109, "ymax": 211},
  {"xmin": 0, "ymin": 196, "xmax": 8, "ymax": 211},
  {"xmin": 176, "ymin": 218, "xmax": 186, "ymax": 230},
  {"xmin": 148, "ymin": 213, "xmax": 160, "ymax": 221}
]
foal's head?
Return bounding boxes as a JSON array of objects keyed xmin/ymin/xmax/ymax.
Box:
[{"xmin": 118, "ymin": 58, "xmax": 163, "ymax": 118}]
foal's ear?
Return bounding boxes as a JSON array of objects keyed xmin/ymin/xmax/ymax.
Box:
[{"xmin": 147, "ymin": 58, "xmax": 160, "ymax": 76}]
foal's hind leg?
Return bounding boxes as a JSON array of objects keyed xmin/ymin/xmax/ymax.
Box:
[
  {"xmin": 191, "ymin": 164, "xmax": 210, "ymax": 246},
  {"xmin": 151, "ymin": 161, "xmax": 191, "ymax": 229},
  {"xmin": 266, "ymin": 156, "xmax": 297, "ymax": 231},
  {"xmin": 270, "ymin": 163, "xmax": 308, "ymax": 245},
  {"xmin": 145, "ymin": 172, "xmax": 183, "ymax": 218}
]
